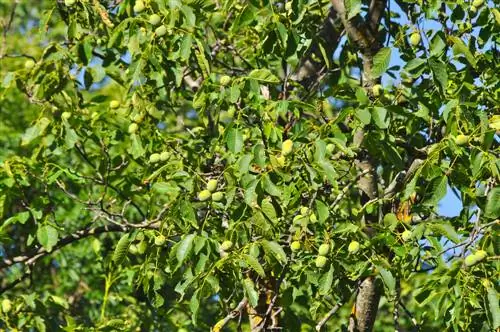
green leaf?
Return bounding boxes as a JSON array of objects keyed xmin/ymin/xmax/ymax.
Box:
[
  {"xmin": 112, "ymin": 234, "xmax": 130, "ymax": 264},
  {"xmin": 428, "ymin": 57, "xmax": 447, "ymax": 92},
  {"xmin": 36, "ymin": 225, "xmax": 58, "ymax": 252},
  {"xmin": 370, "ymin": 47, "xmax": 391, "ymax": 78},
  {"xmin": 487, "ymin": 286, "xmax": 500, "ymax": 329},
  {"xmin": 176, "ymin": 234, "xmax": 196, "ymax": 264},
  {"xmin": 262, "ymin": 175, "xmax": 281, "ymax": 197},
  {"xmin": 261, "ymin": 198, "xmax": 277, "ymax": 222},
  {"xmin": 242, "ymin": 254, "xmax": 265, "ymax": 277},
  {"xmin": 261, "ymin": 240, "xmax": 287, "ymax": 264},
  {"xmin": 449, "ymin": 36, "xmax": 477, "ymax": 68},
  {"xmin": 128, "ymin": 133, "xmax": 145, "ymax": 159},
  {"xmin": 378, "ymin": 267, "xmax": 396, "ymax": 298},
  {"xmin": 484, "ymin": 187, "xmax": 500, "ymax": 219},
  {"xmin": 356, "ymin": 108, "xmax": 371, "ymax": 125},
  {"xmin": 371, "ymin": 107, "xmax": 389, "ymax": 129},
  {"xmin": 64, "ymin": 123, "xmax": 78, "ymax": 149},
  {"xmin": 190, "ymin": 289, "xmax": 200, "ymax": 324},
  {"xmin": 248, "ymin": 69, "xmax": 280, "ymax": 83},
  {"xmin": 428, "ymin": 222, "xmax": 460, "ymax": 244},
  {"xmin": 315, "ymin": 200, "xmax": 329, "ymax": 223},
  {"xmin": 226, "ymin": 127, "xmax": 244, "ymax": 153},
  {"xmin": 318, "ymin": 265, "xmax": 334, "ymax": 295},
  {"xmin": 243, "ymin": 278, "xmax": 259, "ymax": 307},
  {"xmin": 21, "ymin": 117, "xmax": 51, "ymax": 146},
  {"xmin": 424, "ymin": 176, "xmax": 447, "ymax": 206}
]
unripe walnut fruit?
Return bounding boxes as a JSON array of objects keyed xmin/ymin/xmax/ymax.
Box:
[
  {"xmin": 159, "ymin": 151, "xmax": 169, "ymax": 161},
  {"xmin": 276, "ymin": 155, "xmax": 286, "ymax": 167},
  {"xmin": 65, "ymin": 0, "xmax": 76, "ymax": 6},
  {"xmin": 472, "ymin": 0, "xmax": 484, "ymax": 7},
  {"xmin": 128, "ymin": 123, "xmax": 139, "ymax": 134},
  {"xmin": 401, "ymin": 230, "xmax": 412, "ymax": 242},
  {"xmin": 154, "ymin": 234, "xmax": 166, "ymax": 246},
  {"xmin": 318, "ymin": 243, "xmax": 330, "ymax": 256},
  {"xmin": 198, "ymin": 189, "xmax": 212, "ymax": 201},
  {"xmin": 149, "ymin": 153, "xmax": 161, "ymax": 163},
  {"xmin": 219, "ymin": 75, "xmax": 231, "ymax": 86},
  {"xmin": 282, "ymin": 139, "xmax": 293, "ymax": 156},
  {"xmin": 206, "ymin": 179, "xmax": 218, "ymax": 192},
  {"xmin": 291, "ymin": 241, "xmax": 301, "ymax": 251},
  {"xmin": 220, "ymin": 240, "xmax": 233, "ymax": 251},
  {"xmin": 1, "ymin": 299, "xmax": 12, "ymax": 313},
  {"xmin": 348, "ymin": 241, "xmax": 360, "ymax": 254},
  {"xmin": 454, "ymin": 134, "xmax": 470, "ymax": 146},
  {"xmin": 315, "ymin": 255, "xmax": 327, "ymax": 268},
  {"xmin": 211, "ymin": 192, "xmax": 224, "ymax": 201},
  {"xmin": 155, "ymin": 25, "xmax": 167, "ymax": 37},
  {"xmin": 409, "ymin": 32, "xmax": 421, "ymax": 46},
  {"xmin": 133, "ymin": 0, "xmax": 145, "ymax": 13},
  {"xmin": 110, "ymin": 100, "xmax": 120, "ymax": 109},
  {"xmin": 149, "ymin": 14, "xmax": 161, "ymax": 25},
  {"xmin": 61, "ymin": 112, "xmax": 72, "ymax": 120},
  {"xmin": 24, "ymin": 59, "xmax": 35, "ymax": 70},
  {"xmin": 372, "ymin": 84, "xmax": 383, "ymax": 97}
]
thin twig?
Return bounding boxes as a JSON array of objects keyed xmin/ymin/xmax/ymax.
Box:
[
  {"xmin": 399, "ymin": 300, "xmax": 420, "ymax": 331},
  {"xmin": 212, "ymin": 299, "xmax": 248, "ymax": 332}
]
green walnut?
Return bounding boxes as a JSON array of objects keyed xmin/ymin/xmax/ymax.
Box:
[
  {"xmin": 211, "ymin": 191, "xmax": 224, "ymax": 202},
  {"xmin": 154, "ymin": 234, "xmax": 166, "ymax": 246},
  {"xmin": 472, "ymin": 0, "xmax": 484, "ymax": 7},
  {"xmin": 159, "ymin": 151, "xmax": 169, "ymax": 161},
  {"xmin": 206, "ymin": 179, "xmax": 218, "ymax": 192},
  {"xmin": 318, "ymin": 243, "xmax": 330, "ymax": 256},
  {"xmin": 1, "ymin": 299, "xmax": 12, "ymax": 313},
  {"xmin": 372, "ymin": 84, "xmax": 383, "ymax": 97},
  {"xmin": 282, "ymin": 139, "xmax": 294, "ymax": 156},
  {"xmin": 198, "ymin": 189, "xmax": 212, "ymax": 201},
  {"xmin": 464, "ymin": 254, "xmax": 478, "ymax": 267},
  {"xmin": 128, "ymin": 244, "xmax": 138, "ymax": 254},
  {"xmin": 155, "ymin": 25, "xmax": 167, "ymax": 37},
  {"xmin": 137, "ymin": 241, "xmax": 148, "ymax": 254},
  {"xmin": 409, "ymin": 32, "xmax": 421, "ymax": 46},
  {"xmin": 133, "ymin": 113, "xmax": 144, "ymax": 123},
  {"xmin": 401, "ymin": 230, "xmax": 412, "ymax": 242},
  {"xmin": 276, "ymin": 155, "xmax": 286, "ymax": 167},
  {"xmin": 220, "ymin": 240, "xmax": 233, "ymax": 251},
  {"xmin": 454, "ymin": 134, "xmax": 470, "ymax": 146},
  {"xmin": 65, "ymin": 0, "xmax": 76, "ymax": 6},
  {"xmin": 291, "ymin": 241, "xmax": 301, "ymax": 251},
  {"xmin": 475, "ymin": 250, "xmax": 487, "ymax": 262},
  {"xmin": 24, "ymin": 59, "xmax": 35, "ymax": 70},
  {"xmin": 315, "ymin": 255, "xmax": 328, "ymax": 268},
  {"xmin": 348, "ymin": 241, "xmax": 360, "ymax": 254},
  {"xmin": 300, "ymin": 206, "xmax": 309, "ymax": 216},
  {"xmin": 133, "ymin": 0, "xmax": 145, "ymax": 13},
  {"xmin": 109, "ymin": 100, "xmax": 120, "ymax": 109},
  {"xmin": 463, "ymin": 250, "xmax": 487, "ymax": 267},
  {"xmin": 128, "ymin": 123, "xmax": 139, "ymax": 134},
  {"xmin": 61, "ymin": 112, "xmax": 72, "ymax": 120},
  {"xmin": 219, "ymin": 75, "xmax": 231, "ymax": 86},
  {"xmin": 326, "ymin": 143, "xmax": 335, "ymax": 154},
  {"xmin": 149, "ymin": 153, "xmax": 161, "ymax": 163},
  {"xmin": 309, "ymin": 213, "xmax": 318, "ymax": 223},
  {"xmin": 149, "ymin": 14, "xmax": 162, "ymax": 25}
]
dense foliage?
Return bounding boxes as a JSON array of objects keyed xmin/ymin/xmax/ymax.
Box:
[{"xmin": 0, "ymin": 0, "xmax": 499, "ymax": 331}]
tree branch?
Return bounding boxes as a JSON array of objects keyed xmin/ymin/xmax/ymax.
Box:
[
  {"xmin": 0, "ymin": 222, "xmax": 159, "ymax": 271},
  {"xmin": 368, "ymin": 0, "xmax": 387, "ymax": 32},
  {"xmin": 212, "ymin": 299, "xmax": 248, "ymax": 332},
  {"xmin": 292, "ymin": 7, "xmax": 343, "ymax": 90}
]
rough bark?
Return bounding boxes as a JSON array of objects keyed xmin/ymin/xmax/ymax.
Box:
[{"xmin": 329, "ymin": 1, "xmax": 387, "ymax": 331}]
